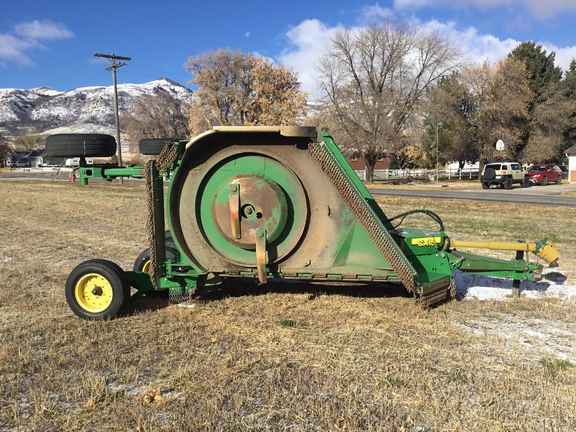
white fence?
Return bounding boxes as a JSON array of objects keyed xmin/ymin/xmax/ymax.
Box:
[{"xmin": 356, "ymin": 168, "xmax": 480, "ymax": 182}]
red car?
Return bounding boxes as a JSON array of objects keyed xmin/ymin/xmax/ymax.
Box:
[{"xmin": 528, "ymin": 164, "xmax": 563, "ymax": 185}]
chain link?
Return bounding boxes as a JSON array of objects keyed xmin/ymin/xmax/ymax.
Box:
[{"xmin": 145, "ymin": 141, "xmax": 180, "ymax": 288}]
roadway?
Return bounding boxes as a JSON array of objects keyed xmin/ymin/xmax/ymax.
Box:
[
  {"xmin": 368, "ymin": 182, "xmax": 576, "ymax": 207},
  {"xmin": 2, "ymin": 168, "xmax": 576, "ymax": 207}
]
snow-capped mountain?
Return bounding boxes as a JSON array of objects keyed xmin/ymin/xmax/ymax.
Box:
[{"xmin": 0, "ymin": 78, "xmax": 194, "ymax": 137}]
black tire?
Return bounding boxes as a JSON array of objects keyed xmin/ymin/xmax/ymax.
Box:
[
  {"xmin": 132, "ymin": 231, "xmax": 175, "ymax": 271},
  {"xmin": 556, "ymin": 176, "xmax": 562, "ymax": 185},
  {"xmin": 139, "ymin": 138, "xmax": 183, "ymax": 155},
  {"xmin": 481, "ymin": 183, "xmax": 489, "ymax": 189},
  {"xmin": 65, "ymin": 259, "xmax": 129, "ymax": 320},
  {"xmin": 504, "ymin": 176, "xmax": 513, "ymax": 189},
  {"xmin": 46, "ymin": 134, "xmax": 116, "ymax": 158},
  {"xmin": 541, "ymin": 176, "xmax": 547, "ymax": 186},
  {"xmin": 132, "ymin": 243, "xmax": 178, "ymax": 298},
  {"xmin": 484, "ymin": 168, "xmax": 495, "ymax": 180},
  {"xmin": 132, "ymin": 244, "xmax": 178, "ymax": 272},
  {"xmin": 521, "ymin": 176, "xmax": 529, "ymax": 188}
]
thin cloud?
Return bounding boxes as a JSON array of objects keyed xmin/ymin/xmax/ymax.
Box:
[
  {"xmin": 278, "ymin": 19, "xmax": 339, "ymax": 99},
  {"xmin": 422, "ymin": 20, "xmax": 520, "ymax": 65},
  {"xmin": 546, "ymin": 45, "xmax": 576, "ymax": 74},
  {"xmin": 15, "ymin": 20, "xmax": 73, "ymax": 40},
  {"xmin": 394, "ymin": 0, "xmax": 576, "ymax": 19},
  {"xmin": 359, "ymin": 4, "xmax": 395, "ymax": 23},
  {"xmin": 422, "ymin": 19, "xmax": 576, "ymax": 72},
  {"xmin": 0, "ymin": 34, "xmax": 37, "ymax": 65},
  {"xmin": 0, "ymin": 20, "xmax": 73, "ymax": 66},
  {"xmin": 278, "ymin": 14, "xmax": 576, "ymax": 99}
]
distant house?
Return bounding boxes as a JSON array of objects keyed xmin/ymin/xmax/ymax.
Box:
[
  {"xmin": 566, "ymin": 145, "xmax": 576, "ymax": 183},
  {"xmin": 5, "ymin": 150, "xmax": 45, "ymax": 168},
  {"xmin": 346, "ymin": 156, "xmax": 390, "ymax": 171}
]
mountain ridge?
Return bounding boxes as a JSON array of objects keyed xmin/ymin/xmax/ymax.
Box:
[{"xmin": 0, "ymin": 78, "xmax": 195, "ymax": 137}]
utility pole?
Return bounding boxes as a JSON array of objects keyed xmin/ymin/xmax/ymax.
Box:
[
  {"xmin": 436, "ymin": 122, "xmax": 442, "ymax": 185},
  {"xmin": 94, "ymin": 52, "xmax": 131, "ymax": 179}
]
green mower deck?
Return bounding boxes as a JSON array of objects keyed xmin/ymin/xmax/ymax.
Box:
[{"xmin": 50, "ymin": 127, "xmax": 559, "ymax": 319}]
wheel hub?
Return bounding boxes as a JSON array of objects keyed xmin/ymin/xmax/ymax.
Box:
[
  {"xmin": 212, "ymin": 175, "xmax": 289, "ymax": 249},
  {"xmin": 91, "ymin": 286, "xmax": 103, "ymax": 296},
  {"xmin": 75, "ymin": 273, "xmax": 113, "ymax": 313}
]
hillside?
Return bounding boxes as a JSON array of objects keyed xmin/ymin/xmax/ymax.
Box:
[{"xmin": 0, "ymin": 78, "xmax": 195, "ymax": 137}]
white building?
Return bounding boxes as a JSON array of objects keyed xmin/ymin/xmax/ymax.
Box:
[{"xmin": 566, "ymin": 145, "xmax": 576, "ymax": 184}]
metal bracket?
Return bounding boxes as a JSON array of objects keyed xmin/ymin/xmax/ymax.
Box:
[
  {"xmin": 229, "ymin": 183, "xmax": 241, "ymax": 239},
  {"xmin": 255, "ymin": 229, "xmax": 267, "ymax": 284}
]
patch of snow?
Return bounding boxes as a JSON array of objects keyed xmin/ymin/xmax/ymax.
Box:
[
  {"xmin": 454, "ymin": 312, "xmax": 576, "ymax": 362},
  {"xmin": 31, "ymin": 87, "xmax": 63, "ymax": 97},
  {"xmin": 453, "ymin": 269, "xmax": 576, "ymax": 302},
  {"xmin": 41, "ymin": 123, "xmax": 117, "ymax": 136}
]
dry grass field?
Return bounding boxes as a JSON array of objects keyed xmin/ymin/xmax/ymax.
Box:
[{"xmin": 1, "ymin": 179, "xmax": 575, "ymax": 431}]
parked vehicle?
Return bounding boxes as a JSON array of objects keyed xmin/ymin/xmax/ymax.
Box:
[
  {"xmin": 65, "ymin": 157, "xmax": 94, "ymax": 167},
  {"xmin": 6, "ymin": 160, "xmax": 30, "ymax": 168},
  {"xmin": 528, "ymin": 164, "xmax": 563, "ymax": 185},
  {"xmin": 480, "ymin": 162, "xmax": 529, "ymax": 189}
]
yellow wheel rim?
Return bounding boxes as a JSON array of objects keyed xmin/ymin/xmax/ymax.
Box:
[
  {"xmin": 74, "ymin": 273, "xmax": 114, "ymax": 313},
  {"xmin": 142, "ymin": 260, "xmax": 150, "ymax": 273}
]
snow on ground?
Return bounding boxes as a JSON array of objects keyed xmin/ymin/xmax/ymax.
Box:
[
  {"xmin": 452, "ymin": 269, "xmax": 576, "ymax": 362},
  {"xmin": 453, "ymin": 269, "xmax": 576, "ymax": 302}
]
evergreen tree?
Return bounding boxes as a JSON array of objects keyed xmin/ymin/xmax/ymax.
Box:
[
  {"xmin": 561, "ymin": 59, "xmax": 576, "ymax": 153},
  {"xmin": 508, "ymin": 42, "xmax": 566, "ymax": 162},
  {"xmin": 508, "ymin": 41, "xmax": 562, "ymax": 103}
]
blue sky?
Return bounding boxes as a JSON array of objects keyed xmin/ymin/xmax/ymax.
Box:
[{"xmin": 1, "ymin": 0, "xmax": 576, "ymax": 98}]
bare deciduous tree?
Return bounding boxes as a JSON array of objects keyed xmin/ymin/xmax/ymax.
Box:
[
  {"xmin": 317, "ymin": 19, "xmax": 464, "ymax": 181},
  {"xmin": 12, "ymin": 134, "xmax": 45, "ymax": 151},
  {"xmin": 122, "ymin": 91, "xmax": 191, "ymax": 152},
  {"xmin": 0, "ymin": 133, "xmax": 13, "ymax": 165},
  {"xmin": 185, "ymin": 49, "xmax": 250, "ymax": 127},
  {"xmin": 245, "ymin": 57, "xmax": 308, "ymax": 126},
  {"xmin": 184, "ymin": 48, "xmax": 308, "ymax": 130}
]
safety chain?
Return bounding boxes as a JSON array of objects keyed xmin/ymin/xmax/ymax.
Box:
[
  {"xmin": 155, "ymin": 141, "xmax": 180, "ymax": 173},
  {"xmin": 145, "ymin": 141, "xmax": 181, "ymax": 288},
  {"xmin": 144, "ymin": 161, "xmax": 157, "ymax": 286},
  {"xmin": 415, "ymin": 283, "xmax": 454, "ymax": 308},
  {"xmin": 450, "ymin": 279, "xmax": 456, "ymax": 299}
]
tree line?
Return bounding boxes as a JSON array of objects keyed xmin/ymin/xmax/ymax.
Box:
[
  {"xmin": 4, "ymin": 19, "xmax": 575, "ymax": 182},
  {"xmin": 122, "ymin": 21, "xmax": 575, "ymax": 182}
]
